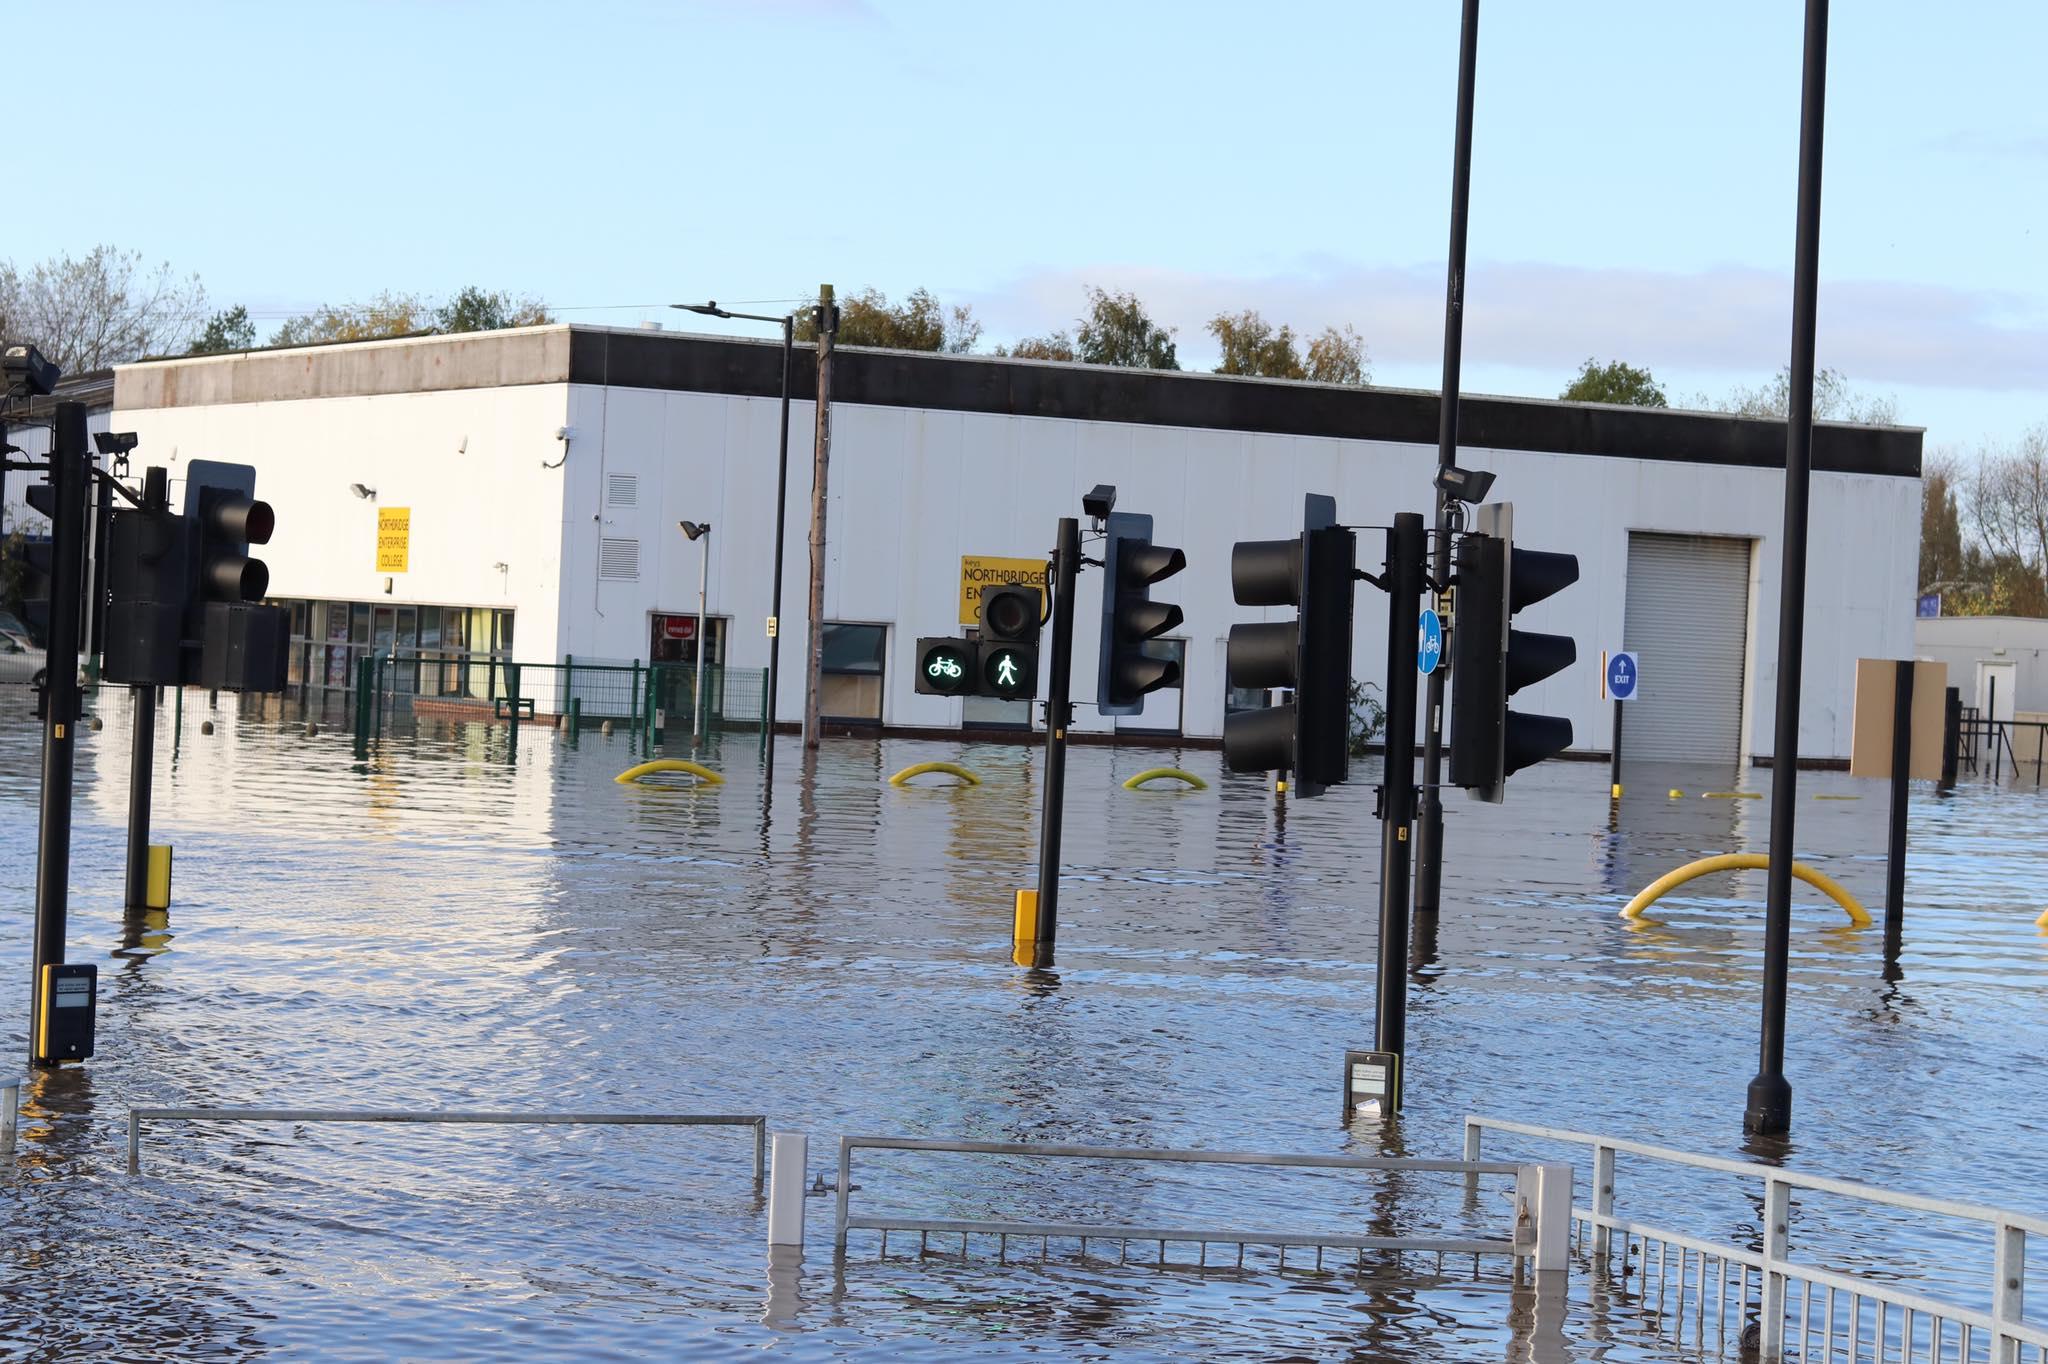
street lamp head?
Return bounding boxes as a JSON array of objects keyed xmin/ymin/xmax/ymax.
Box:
[
  {"xmin": 672, "ymin": 302, "xmax": 731, "ymax": 319},
  {"xmin": 679, "ymin": 520, "xmax": 711, "ymax": 541},
  {"xmin": 349, "ymin": 483, "xmax": 377, "ymax": 501}
]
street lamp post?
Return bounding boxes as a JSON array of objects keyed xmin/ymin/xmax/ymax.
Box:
[
  {"xmin": 679, "ymin": 520, "xmax": 712, "ymax": 740},
  {"xmin": 673, "ymin": 303, "xmax": 795, "ymax": 797}
]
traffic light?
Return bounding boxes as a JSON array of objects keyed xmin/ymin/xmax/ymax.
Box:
[
  {"xmin": 182, "ymin": 460, "xmax": 289, "ymax": 692},
  {"xmin": 102, "ymin": 470, "xmax": 189, "ymax": 686},
  {"xmin": 1096, "ymin": 511, "xmax": 1185, "ymax": 715},
  {"xmin": 20, "ymin": 482, "xmax": 59, "ymax": 642},
  {"xmin": 1448, "ymin": 506, "xmax": 1579, "ymax": 802},
  {"xmin": 1221, "ymin": 493, "xmax": 1356, "ymax": 798},
  {"xmin": 914, "ymin": 637, "xmax": 975, "ymax": 696},
  {"xmin": 977, "ymin": 583, "xmax": 1040, "ymax": 701}
]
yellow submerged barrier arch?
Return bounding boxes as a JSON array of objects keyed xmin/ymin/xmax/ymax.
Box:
[
  {"xmin": 1122, "ymin": 768, "xmax": 1208, "ymax": 791},
  {"xmin": 615, "ymin": 759, "xmax": 724, "ymax": 786},
  {"xmin": 1620, "ymin": 852, "xmax": 1869, "ymax": 926},
  {"xmin": 888, "ymin": 761, "xmax": 981, "ymax": 786}
]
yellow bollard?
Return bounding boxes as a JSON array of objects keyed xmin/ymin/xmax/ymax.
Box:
[
  {"xmin": 145, "ymin": 845, "xmax": 173, "ymax": 911},
  {"xmin": 1012, "ymin": 889, "xmax": 1040, "ymax": 965},
  {"xmin": 1619, "ymin": 852, "xmax": 1870, "ymax": 926}
]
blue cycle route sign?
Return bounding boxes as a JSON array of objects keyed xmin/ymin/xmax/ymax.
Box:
[
  {"xmin": 1606, "ymin": 651, "xmax": 1640, "ymax": 701},
  {"xmin": 1418, "ymin": 609, "xmax": 1443, "ymax": 675}
]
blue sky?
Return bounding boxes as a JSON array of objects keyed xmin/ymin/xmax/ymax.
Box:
[{"xmin": 15, "ymin": 0, "xmax": 2045, "ymax": 455}]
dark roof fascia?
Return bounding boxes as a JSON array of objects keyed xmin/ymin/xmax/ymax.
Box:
[{"xmin": 567, "ymin": 327, "xmax": 1921, "ymax": 480}]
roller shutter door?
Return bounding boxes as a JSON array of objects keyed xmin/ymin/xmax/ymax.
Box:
[{"xmin": 1622, "ymin": 534, "xmax": 1751, "ymax": 763}]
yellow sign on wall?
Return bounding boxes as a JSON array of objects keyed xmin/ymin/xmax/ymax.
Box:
[
  {"xmin": 376, "ymin": 507, "xmax": 411, "ymax": 573},
  {"xmin": 958, "ymin": 555, "xmax": 1048, "ymax": 625}
]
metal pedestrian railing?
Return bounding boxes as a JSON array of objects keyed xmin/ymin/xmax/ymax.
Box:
[
  {"xmin": 127, "ymin": 1106, "xmax": 768, "ymax": 1182},
  {"xmin": 1465, "ymin": 1115, "xmax": 2048, "ymax": 1364},
  {"xmin": 832, "ymin": 1134, "xmax": 1570, "ymax": 1274}
]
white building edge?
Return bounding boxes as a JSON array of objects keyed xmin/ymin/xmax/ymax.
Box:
[{"xmin": 106, "ymin": 324, "xmax": 1924, "ymax": 764}]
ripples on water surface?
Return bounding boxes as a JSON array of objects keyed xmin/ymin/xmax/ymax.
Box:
[{"xmin": 2, "ymin": 689, "xmax": 2045, "ymax": 1360}]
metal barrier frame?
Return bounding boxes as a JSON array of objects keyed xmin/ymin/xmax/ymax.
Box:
[
  {"xmin": 127, "ymin": 1107, "xmax": 767, "ymax": 1182},
  {"xmin": 834, "ymin": 1134, "xmax": 1565, "ymax": 1270},
  {"xmin": 1466, "ymin": 1115, "xmax": 2048, "ymax": 1363}
]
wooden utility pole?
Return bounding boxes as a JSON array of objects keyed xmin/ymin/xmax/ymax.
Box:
[{"xmin": 802, "ymin": 284, "xmax": 836, "ymax": 750}]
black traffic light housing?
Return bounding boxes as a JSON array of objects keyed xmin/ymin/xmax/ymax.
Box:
[
  {"xmin": 914, "ymin": 636, "xmax": 976, "ymax": 696},
  {"xmin": 977, "ymin": 582, "xmax": 1040, "ymax": 700},
  {"xmin": 1221, "ymin": 493, "xmax": 1356, "ymax": 798},
  {"xmin": 1448, "ymin": 504, "xmax": 1579, "ymax": 802},
  {"xmin": 914, "ymin": 582, "xmax": 1044, "ymax": 701},
  {"xmin": 102, "ymin": 468, "xmax": 189, "ymax": 685},
  {"xmin": 181, "ymin": 460, "xmax": 289, "ymax": 692},
  {"xmin": 1096, "ymin": 511, "xmax": 1185, "ymax": 715}
]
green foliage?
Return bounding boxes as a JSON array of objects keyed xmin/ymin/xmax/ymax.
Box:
[
  {"xmin": 1074, "ymin": 287, "xmax": 1179, "ymax": 370},
  {"xmin": 434, "ymin": 286, "xmax": 552, "ymax": 334},
  {"xmin": 1209, "ymin": 310, "xmax": 1304, "ymax": 379},
  {"xmin": 271, "ymin": 292, "xmax": 430, "ymax": 347},
  {"xmin": 1347, "ymin": 678, "xmax": 1386, "ymax": 757},
  {"xmin": 1712, "ymin": 367, "xmax": 1897, "ymax": 425},
  {"xmin": 795, "ymin": 287, "xmax": 981, "ymax": 353},
  {"xmin": 1560, "ymin": 357, "xmax": 1667, "ymax": 407},
  {"xmin": 1207, "ymin": 310, "xmax": 1370, "ymax": 385},
  {"xmin": 188, "ymin": 305, "xmax": 256, "ymax": 354},
  {"xmin": 269, "ymin": 287, "xmax": 552, "ymax": 347},
  {"xmin": 997, "ymin": 332, "xmax": 1077, "ymax": 361},
  {"xmin": 1919, "ymin": 455, "xmax": 1969, "ymax": 594},
  {"xmin": 1304, "ymin": 325, "xmax": 1369, "ymax": 385}
]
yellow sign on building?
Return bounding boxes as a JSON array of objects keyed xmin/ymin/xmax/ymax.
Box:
[
  {"xmin": 376, "ymin": 507, "xmax": 411, "ymax": 572},
  {"xmin": 958, "ymin": 555, "xmax": 1047, "ymax": 625}
]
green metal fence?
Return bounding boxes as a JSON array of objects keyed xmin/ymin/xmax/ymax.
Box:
[{"xmin": 646, "ymin": 663, "xmax": 769, "ymax": 752}]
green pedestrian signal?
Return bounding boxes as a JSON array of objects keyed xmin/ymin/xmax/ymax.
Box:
[{"xmin": 982, "ymin": 645, "xmax": 1032, "ymax": 699}]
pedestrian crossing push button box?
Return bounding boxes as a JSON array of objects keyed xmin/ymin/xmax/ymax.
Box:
[{"xmin": 36, "ymin": 963, "xmax": 96, "ymax": 1064}]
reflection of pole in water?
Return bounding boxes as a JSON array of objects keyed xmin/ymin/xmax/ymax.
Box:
[{"xmin": 761, "ymin": 1244, "xmax": 805, "ymax": 1328}]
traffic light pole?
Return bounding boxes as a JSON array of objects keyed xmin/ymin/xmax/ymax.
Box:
[
  {"xmin": 29, "ymin": 402, "xmax": 90, "ymax": 1066},
  {"xmin": 1027, "ymin": 515, "xmax": 1080, "ymax": 963},
  {"xmin": 1746, "ymin": 0, "xmax": 1830, "ymax": 1139},
  {"xmin": 123, "ymin": 468, "xmax": 170, "ymax": 913},
  {"xmin": 1416, "ymin": 0, "xmax": 1483, "ymax": 922},
  {"xmin": 1373, "ymin": 513, "xmax": 1426, "ymax": 1106}
]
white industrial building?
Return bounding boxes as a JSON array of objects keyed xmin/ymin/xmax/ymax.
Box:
[
  {"xmin": 104, "ymin": 324, "xmax": 1923, "ymax": 764},
  {"xmin": 1913, "ymin": 615, "xmax": 2048, "ymax": 724}
]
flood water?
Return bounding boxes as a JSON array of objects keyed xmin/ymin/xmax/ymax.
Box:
[{"xmin": 2, "ymin": 688, "xmax": 2045, "ymax": 1361}]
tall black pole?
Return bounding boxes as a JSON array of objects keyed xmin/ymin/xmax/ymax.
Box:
[
  {"xmin": 89, "ymin": 461, "xmax": 113, "ymax": 667},
  {"xmin": 124, "ymin": 469, "xmax": 170, "ymax": 913},
  {"xmin": 1609, "ymin": 698, "xmax": 1625, "ymax": 800},
  {"xmin": 1882, "ymin": 659, "xmax": 1914, "ymax": 970},
  {"xmin": 1028, "ymin": 516, "xmax": 1080, "ymax": 962},
  {"xmin": 763, "ymin": 315, "xmax": 793, "ymax": 804},
  {"xmin": 29, "ymin": 402, "xmax": 90, "ymax": 1066},
  {"xmin": 1746, "ymin": 0, "xmax": 1830, "ymax": 1138},
  {"xmin": 1415, "ymin": 0, "xmax": 1482, "ymax": 921},
  {"xmin": 1375, "ymin": 513, "xmax": 1426, "ymax": 1106}
]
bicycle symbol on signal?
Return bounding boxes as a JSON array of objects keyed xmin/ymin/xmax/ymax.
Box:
[{"xmin": 927, "ymin": 655, "xmax": 964, "ymax": 680}]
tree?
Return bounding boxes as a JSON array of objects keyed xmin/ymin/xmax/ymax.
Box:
[
  {"xmin": 189, "ymin": 305, "xmax": 257, "ymax": 355},
  {"xmin": 271, "ymin": 292, "xmax": 430, "ymax": 347},
  {"xmin": 997, "ymin": 332, "xmax": 1076, "ymax": 361},
  {"xmin": 795, "ymin": 287, "xmax": 981, "ymax": 353},
  {"xmin": 434, "ymin": 286, "xmax": 552, "ymax": 333},
  {"xmin": 1966, "ymin": 425, "xmax": 2048, "ymax": 613},
  {"xmin": 1919, "ymin": 453, "xmax": 1970, "ymax": 593},
  {"xmin": 1561, "ymin": 358, "xmax": 1667, "ymax": 407},
  {"xmin": 1304, "ymin": 325, "xmax": 1369, "ymax": 385},
  {"xmin": 1715, "ymin": 367, "xmax": 1897, "ymax": 425},
  {"xmin": 1209, "ymin": 309, "xmax": 1305, "ymax": 379},
  {"xmin": 1075, "ymin": 287, "xmax": 1178, "ymax": 370},
  {"xmin": 0, "ymin": 244, "xmax": 207, "ymax": 371}
]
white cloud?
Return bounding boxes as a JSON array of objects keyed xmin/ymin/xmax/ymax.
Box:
[{"xmin": 966, "ymin": 261, "xmax": 2048, "ymax": 393}]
